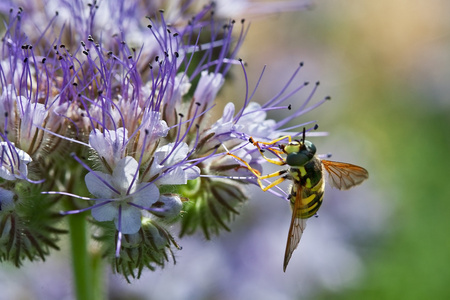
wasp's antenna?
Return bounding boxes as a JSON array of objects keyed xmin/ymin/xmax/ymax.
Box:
[{"xmin": 302, "ymin": 127, "xmax": 306, "ymax": 143}]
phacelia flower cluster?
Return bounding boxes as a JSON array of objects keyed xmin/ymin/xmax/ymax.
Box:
[{"xmin": 0, "ymin": 0, "xmax": 326, "ymax": 280}]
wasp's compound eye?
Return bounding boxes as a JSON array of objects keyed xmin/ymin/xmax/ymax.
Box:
[
  {"xmin": 303, "ymin": 140, "xmax": 316, "ymax": 156},
  {"xmin": 286, "ymin": 152, "xmax": 310, "ymax": 166}
]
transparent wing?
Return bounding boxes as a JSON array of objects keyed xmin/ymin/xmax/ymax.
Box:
[
  {"xmin": 283, "ymin": 189, "xmax": 307, "ymax": 272},
  {"xmin": 321, "ymin": 160, "xmax": 369, "ymax": 190}
]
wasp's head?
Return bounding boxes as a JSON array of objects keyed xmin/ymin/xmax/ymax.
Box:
[{"xmin": 280, "ymin": 140, "xmax": 316, "ymax": 167}]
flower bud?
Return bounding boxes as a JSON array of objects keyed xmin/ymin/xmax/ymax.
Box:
[{"xmin": 150, "ymin": 194, "xmax": 184, "ymax": 221}]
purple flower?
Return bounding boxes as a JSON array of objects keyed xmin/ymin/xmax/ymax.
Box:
[
  {"xmin": 0, "ymin": 0, "xmax": 331, "ymax": 280},
  {"xmin": 86, "ymin": 156, "xmax": 160, "ymax": 234}
]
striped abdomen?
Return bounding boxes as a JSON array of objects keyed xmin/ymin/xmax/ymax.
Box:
[{"xmin": 288, "ymin": 157, "xmax": 325, "ymax": 219}]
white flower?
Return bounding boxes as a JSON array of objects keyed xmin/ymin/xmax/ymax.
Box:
[
  {"xmin": 89, "ymin": 128, "xmax": 128, "ymax": 169},
  {"xmin": 0, "ymin": 142, "xmax": 32, "ymax": 180},
  {"xmin": 0, "ymin": 87, "xmax": 47, "ymax": 153},
  {"xmin": 163, "ymin": 73, "xmax": 192, "ymax": 108},
  {"xmin": 86, "ymin": 156, "xmax": 160, "ymax": 234},
  {"xmin": 193, "ymin": 71, "xmax": 224, "ymax": 106},
  {"xmin": 209, "ymin": 101, "xmax": 277, "ymax": 142},
  {"xmin": 208, "ymin": 102, "xmax": 236, "ymax": 138},
  {"xmin": 17, "ymin": 96, "xmax": 48, "ymax": 149},
  {"xmin": 145, "ymin": 142, "xmax": 200, "ymax": 185},
  {"xmin": 139, "ymin": 111, "xmax": 169, "ymax": 141},
  {"xmin": 234, "ymin": 102, "xmax": 277, "ymax": 139}
]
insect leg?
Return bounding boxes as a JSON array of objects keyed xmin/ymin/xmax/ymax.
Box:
[
  {"xmin": 249, "ymin": 135, "xmax": 292, "ymax": 166},
  {"xmin": 249, "ymin": 135, "xmax": 292, "ymax": 147},
  {"xmin": 226, "ymin": 153, "xmax": 262, "ymax": 177},
  {"xmin": 258, "ymin": 173, "xmax": 287, "ymax": 192},
  {"xmin": 226, "ymin": 153, "xmax": 288, "ymax": 191}
]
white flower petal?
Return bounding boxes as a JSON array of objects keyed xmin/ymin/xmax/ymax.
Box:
[
  {"xmin": 185, "ymin": 166, "xmax": 200, "ymax": 181},
  {"xmin": 116, "ymin": 206, "xmax": 142, "ymax": 234},
  {"xmin": 176, "ymin": 73, "xmax": 192, "ymax": 96},
  {"xmin": 140, "ymin": 111, "xmax": 169, "ymax": 138},
  {"xmin": 240, "ymin": 102, "xmax": 266, "ymax": 123},
  {"xmin": 209, "ymin": 102, "xmax": 235, "ymax": 136},
  {"xmin": 112, "ymin": 156, "xmax": 139, "ymax": 193},
  {"xmin": 133, "ymin": 183, "xmax": 160, "ymax": 207},
  {"xmin": 89, "ymin": 128, "xmax": 128, "ymax": 167},
  {"xmin": 247, "ymin": 119, "xmax": 277, "ymax": 138},
  {"xmin": 17, "ymin": 96, "xmax": 48, "ymax": 145},
  {"xmin": 89, "ymin": 129, "xmax": 110, "ymax": 155},
  {"xmin": 91, "ymin": 202, "xmax": 117, "ymax": 222},
  {"xmin": 169, "ymin": 142, "xmax": 189, "ymax": 164},
  {"xmin": 17, "ymin": 148, "xmax": 32, "ymax": 164},
  {"xmin": 154, "ymin": 142, "xmax": 189, "ymax": 166},
  {"xmin": 153, "ymin": 145, "xmax": 169, "ymax": 165},
  {"xmin": 143, "ymin": 162, "xmax": 163, "ymax": 183},
  {"xmin": 85, "ymin": 171, "xmax": 116, "ymax": 198},
  {"xmin": 193, "ymin": 71, "xmax": 224, "ymax": 105},
  {"xmin": 0, "ymin": 142, "xmax": 32, "ymax": 180},
  {"xmin": 158, "ymin": 167, "xmax": 186, "ymax": 185},
  {"xmin": 0, "ymin": 167, "xmax": 15, "ymax": 181},
  {"xmin": 222, "ymin": 102, "xmax": 236, "ymax": 123}
]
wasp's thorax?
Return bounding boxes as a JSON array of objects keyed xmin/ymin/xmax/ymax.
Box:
[{"xmin": 280, "ymin": 140, "xmax": 317, "ymax": 167}]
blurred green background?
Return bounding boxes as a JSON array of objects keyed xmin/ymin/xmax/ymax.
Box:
[{"xmin": 238, "ymin": 1, "xmax": 450, "ymax": 299}]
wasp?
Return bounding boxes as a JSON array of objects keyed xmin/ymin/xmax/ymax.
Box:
[{"xmin": 227, "ymin": 128, "xmax": 369, "ymax": 271}]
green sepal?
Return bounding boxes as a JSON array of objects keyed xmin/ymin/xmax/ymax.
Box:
[
  {"xmin": 179, "ymin": 177, "xmax": 248, "ymax": 240},
  {"xmin": 0, "ymin": 181, "xmax": 66, "ymax": 267}
]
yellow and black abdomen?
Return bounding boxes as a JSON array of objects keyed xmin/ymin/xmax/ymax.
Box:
[{"xmin": 289, "ymin": 157, "xmax": 325, "ymax": 219}]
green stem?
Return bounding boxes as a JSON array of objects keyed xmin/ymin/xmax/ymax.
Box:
[
  {"xmin": 91, "ymin": 245, "xmax": 105, "ymax": 300},
  {"xmin": 68, "ymin": 212, "xmax": 100, "ymax": 300},
  {"xmin": 63, "ymin": 156, "xmax": 105, "ymax": 299}
]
